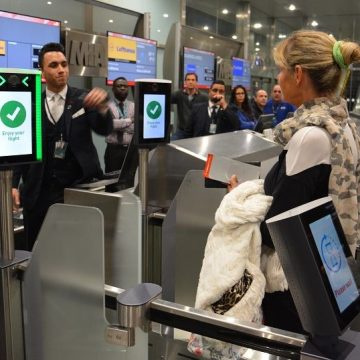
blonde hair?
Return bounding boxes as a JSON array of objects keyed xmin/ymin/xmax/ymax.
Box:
[{"xmin": 273, "ymin": 30, "xmax": 360, "ymax": 95}]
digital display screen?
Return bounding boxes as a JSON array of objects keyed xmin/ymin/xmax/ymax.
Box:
[
  {"xmin": 134, "ymin": 80, "xmax": 171, "ymax": 147},
  {"xmin": 183, "ymin": 47, "xmax": 215, "ymax": 89},
  {"xmin": 0, "ymin": 91, "xmax": 32, "ymax": 156},
  {"xmin": 107, "ymin": 32, "xmax": 157, "ymax": 86},
  {"xmin": 309, "ymin": 214, "xmax": 359, "ymax": 313},
  {"xmin": 143, "ymin": 94, "xmax": 165, "ymax": 139},
  {"xmin": 232, "ymin": 57, "xmax": 251, "ymax": 90},
  {"xmin": 0, "ymin": 69, "xmax": 42, "ymax": 166},
  {"xmin": 0, "ymin": 11, "xmax": 60, "ymax": 70}
]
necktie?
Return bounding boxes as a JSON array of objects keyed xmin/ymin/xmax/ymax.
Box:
[
  {"xmin": 51, "ymin": 94, "xmax": 62, "ymax": 123},
  {"xmin": 118, "ymin": 102, "xmax": 124, "ymax": 117},
  {"xmin": 211, "ymin": 105, "xmax": 217, "ymax": 121}
]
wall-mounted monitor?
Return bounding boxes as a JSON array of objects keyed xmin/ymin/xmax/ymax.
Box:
[
  {"xmin": 107, "ymin": 32, "xmax": 157, "ymax": 86},
  {"xmin": 183, "ymin": 47, "xmax": 215, "ymax": 89},
  {"xmin": 0, "ymin": 11, "xmax": 61, "ymax": 70},
  {"xmin": 0, "ymin": 69, "xmax": 43, "ymax": 166},
  {"xmin": 232, "ymin": 57, "xmax": 251, "ymax": 90}
]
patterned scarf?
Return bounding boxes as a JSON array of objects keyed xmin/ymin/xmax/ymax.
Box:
[{"xmin": 273, "ymin": 96, "xmax": 360, "ymax": 246}]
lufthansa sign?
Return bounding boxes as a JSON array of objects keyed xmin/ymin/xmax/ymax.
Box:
[{"xmin": 64, "ymin": 29, "xmax": 108, "ymax": 78}]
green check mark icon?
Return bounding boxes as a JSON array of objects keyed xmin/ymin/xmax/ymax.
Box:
[{"xmin": 0, "ymin": 100, "xmax": 26, "ymax": 128}]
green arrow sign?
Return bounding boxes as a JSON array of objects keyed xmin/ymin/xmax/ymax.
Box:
[
  {"xmin": 0, "ymin": 75, "xmax": 5, "ymax": 87},
  {"xmin": 22, "ymin": 76, "xmax": 29, "ymax": 87}
]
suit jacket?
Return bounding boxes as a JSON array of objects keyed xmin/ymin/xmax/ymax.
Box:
[
  {"xmin": 184, "ymin": 102, "xmax": 239, "ymax": 138},
  {"xmin": 13, "ymin": 86, "xmax": 113, "ymax": 209},
  {"xmin": 171, "ymin": 90, "xmax": 208, "ymax": 131}
]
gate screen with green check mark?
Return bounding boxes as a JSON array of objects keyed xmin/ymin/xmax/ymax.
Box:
[
  {"xmin": 143, "ymin": 94, "xmax": 165, "ymax": 139},
  {"xmin": 0, "ymin": 69, "xmax": 42, "ymax": 165}
]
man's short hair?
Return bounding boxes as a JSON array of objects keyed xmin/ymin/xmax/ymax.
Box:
[
  {"xmin": 255, "ymin": 89, "xmax": 267, "ymax": 97},
  {"xmin": 38, "ymin": 42, "xmax": 65, "ymax": 69},
  {"xmin": 113, "ymin": 76, "xmax": 128, "ymax": 84},
  {"xmin": 210, "ymin": 80, "xmax": 225, "ymax": 88},
  {"xmin": 185, "ymin": 72, "xmax": 198, "ymax": 81}
]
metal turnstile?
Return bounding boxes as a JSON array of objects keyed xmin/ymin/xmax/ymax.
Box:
[{"xmin": 141, "ymin": 131, "xmax": 282, "ymax": 307}]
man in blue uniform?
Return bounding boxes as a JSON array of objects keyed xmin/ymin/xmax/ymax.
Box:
[
  {"xmin": 263, "ymin": 84, "xmax": 296, "ymax": 126},
  {"xmin": 104, "ymin": 76, "xmax": 134, "ymax": 172},
  {"xmin": 12, "ymin": 42, "xmax": 113, "ymax": 250}
]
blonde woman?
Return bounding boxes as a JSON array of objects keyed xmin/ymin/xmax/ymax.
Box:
[{"xmin": 229, "ymin": 30, "xmax": 360, "ymax": 333}]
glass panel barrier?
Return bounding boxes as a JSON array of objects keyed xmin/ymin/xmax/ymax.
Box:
[{"xmin": 22, "ymin": 203, "xmax": 147, "ymax": 360}]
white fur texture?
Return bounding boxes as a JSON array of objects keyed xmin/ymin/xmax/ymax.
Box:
[{"xmin": 194, "ymin": 179, "xmax": 273, "ymax": 322}]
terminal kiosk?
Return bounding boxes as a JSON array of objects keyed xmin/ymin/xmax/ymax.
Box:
[
  {"xmin": 133, "ymin": 78, "xmax": 172, "ymax": 147},
  {"xmin": 0, "ymin": 68, "xmax": 42, "ymax": 360},
  {"xmin": 0, "ymin": 68, "xmax": 42, "ymax": 165},
  {"xmin": 267, "ymin": 196, "xmax": 360, "ymax": 357}
]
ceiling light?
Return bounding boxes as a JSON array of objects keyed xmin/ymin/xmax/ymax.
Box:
[
  {"xmin": 278, "ymin": 34, "xmax": 287, "ymax": 39},
  {"xmin": 64, "ymin": 20, "xmax": 68, "ymax": 24},
  {"xmin": 311, "ymin": 20, "xmax": 318, "ymax": 27},
  {"xmin": 222, "ymin": 9, "xmax": 229, "ymax": 15},
  {"xmin": 163, "ymin": 13, "xmax": 169, "ymax": 18},
  {"xmin": 232, "ymin": 35, "xmax": 238, "ymax": 40},
  {"xmin": 47, "ymin": 1, "xmax": 52, "ymax": 4},
  {"xmin": 253, "ymin": 23, "xmax": 262, "ymax": 29},
  {"xmin": 157, "ymin": 29, "xmax": 161, "ymax": 32},
  {"xmin": 209, "ymin": 36, "xmax": 214, "ymax": 39},
  {"xmin": 109, "ymin": 19, "xmax": 114, "ymax": 23},
  {"xmin": 255, "ymin": 42, "xmax": 260, "ymax": 46},
  {"xmin": 255, "ymin": 47, "xmax": 260, "ymax": 52},
  {"xmin": 203, "ymin": 25, "xmax": 209, "ymax": 31},
  {"xmin": 289, "ymin": 4, "xmax": 296, "ymax": 11}
]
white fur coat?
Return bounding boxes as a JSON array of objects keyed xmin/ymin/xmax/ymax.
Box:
[{"xmin": 194, "ymin": 179, "xmax": 273, "ymax": 323}]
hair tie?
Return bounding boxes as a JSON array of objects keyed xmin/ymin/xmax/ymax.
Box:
[{"xmin": 333, "ymin": 41, "xmax": 347, "ymax": 69}]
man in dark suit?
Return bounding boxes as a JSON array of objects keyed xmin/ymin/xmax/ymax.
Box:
[
  {"xmin": 184, "ymin": 80, "xmax": 239, "ymax": 138},
  {"xmin": 12, "ymin": 42, "xmax": 113, "ymax": 250},
  {"xmin": 171, "ymin": 72, "xmax": 208, "ymax": 140}
]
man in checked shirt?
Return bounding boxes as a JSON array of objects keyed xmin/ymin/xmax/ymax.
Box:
[{"xmin": 104, "ymin": 76, "xmax": 135, "ymax": 172}]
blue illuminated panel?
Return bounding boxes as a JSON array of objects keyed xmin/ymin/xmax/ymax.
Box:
[
  {"xmin": 0, "ymin": 11, "xmax": 60, "ymax": 70},
  {"xmin": 183, "ymin": 47, "xmax": 215, "ymax": 89},
  {"xmin": 232, "ymin": 57, "xmax": 251, "ymax": 90}
]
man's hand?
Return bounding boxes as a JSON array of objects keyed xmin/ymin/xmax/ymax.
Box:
[
  {"xmin": 83, "ymin": 87, "xmax": 109, "ymax": 112},
  {"xmin": 12, "ymin": 188, "xmax": 20, "ymax": 212},
  {"xmin": 212, "ymin": 94, "xmax": 228, "ymax": 109},
  {"xmin": 218, "ymin": 95, "xmax": 228, "ymax": 109}
]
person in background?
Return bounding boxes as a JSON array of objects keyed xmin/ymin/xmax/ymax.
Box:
[
  {"xmin": 229, "ymin": 30, "xmax": 360, "ymax": 333},
  {"xmin": 263, "ymin": 84, "xmax": 296, "ymax": 126},
  {"xmin": 171, "ymin": 72, "xmax": 208, "ymax": 140},
  {"xmin": 184, "ymin": 80, "xmax": 239, "ymax": 138},
  {"xmin": 229, "ymin": 85, "xmax": 256, "ymax": 130},
  {"xmin": 250, "ymin": 89, "xmax": 268, "ymax": 120},
  {"xmin": 12, "ymin": 42, "xmax": 112, "ymax": 251},
  {"xmin": 104, "ymin": 76, "xmax": 134, "ymax": 173}
]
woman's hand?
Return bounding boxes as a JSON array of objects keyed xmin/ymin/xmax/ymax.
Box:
[
  {"xmin": 227, "ymin": 174, "xmax": 239, "ymax": 192},
  {"xmin": 12, "ymin": 188, "xmax": 20, "ymax": 212}
]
